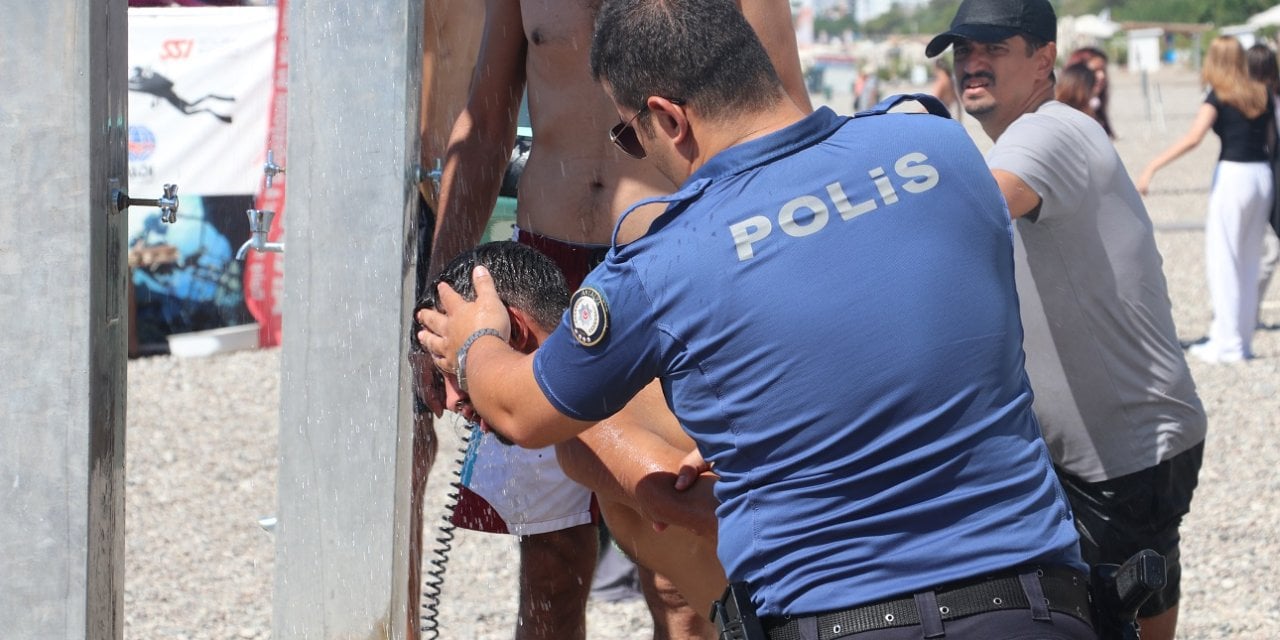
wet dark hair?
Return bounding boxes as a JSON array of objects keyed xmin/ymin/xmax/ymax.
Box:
[
  {"xmin": 411, "ymin": 241, "xmax": 570, "ymax": 351},
  {"xmin": 589, "ymin": 0, "xmax": 784, "ymax": 129}
]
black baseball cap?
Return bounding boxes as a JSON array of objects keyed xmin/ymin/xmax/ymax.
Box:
[{"xmin": 926, "ymin": 0, "xmax": 1057, "ymax": 58}]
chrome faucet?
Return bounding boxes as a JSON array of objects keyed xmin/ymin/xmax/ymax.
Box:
[
  {"xmin": 263, "ymin": 149, "xmax": 286, "ymax": 190},
  {"xmin": 236, "ymin": 151, "xmax": 287, "ymax": 260},
  {"xmin": 236, "ymin": 209, "xmax": 285, "ymax": 260}
]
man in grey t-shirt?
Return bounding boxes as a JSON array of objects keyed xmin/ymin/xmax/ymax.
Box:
[{"xmin": 929, "ymin": 1, "xmax": 1207, "ymax": 639}]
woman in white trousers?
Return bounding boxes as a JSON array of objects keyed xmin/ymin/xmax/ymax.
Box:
[{"xmin": 1139, "ymin": 36, "xmax": 1275, "ymax": 362}]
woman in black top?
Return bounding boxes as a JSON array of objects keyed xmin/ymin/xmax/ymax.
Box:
[{"xmin": 1138, "ymin": 36, "xmax": 1275, "ymax": 363}]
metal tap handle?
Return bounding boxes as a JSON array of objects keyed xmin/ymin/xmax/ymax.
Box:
[
  {"xmin": 160, "ymin": 184, "xmax": 178, "ymax": 221},
  {"xmin": 246, "ymin": 209, "xmax": 276, "ymax": 234},
  {"xmin": 416, "ymin": 159, "xmax": 444, "ymax": 193},
  {"xmin": 264, "ymin": 149, "xmax": 286, "ymax": 190},
  {"xmin": 114, "ymin": 183, "xmax": 180, "ymax": 223},
  {"xmin": 428, "ymin": 159, "xmax": 443, "ymax": 192}
]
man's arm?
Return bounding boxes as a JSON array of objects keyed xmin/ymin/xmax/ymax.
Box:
[
  {"xmin": 738, "ymin": 0, "xmax": 813, "ymax": 113},
  {"xmin": 428, "ymin": 0, "xmax": 528, "ymax": 277},
  {"xmin": 418, "ymin": 0, "xmax": 485, "ymax": 211},
  {"xmin": 991, "ymin": 169, "xmax": 1042, "ymax": 220},
  {"xmin": 555, "ymin": 380, "xmax": 719, "ymax": 537},
  {"xmin": 555, "ymin": 381, "xmax": 725, "ymax": 615}
]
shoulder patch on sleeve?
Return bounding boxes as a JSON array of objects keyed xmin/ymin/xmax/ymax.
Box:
[{"xmin": 570, "ymin": 287, "xmax": 609, "ymax": 347}]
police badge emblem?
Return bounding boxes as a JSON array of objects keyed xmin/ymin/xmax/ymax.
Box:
[{"xmin": 570, "ymin": 287, "xmax": 609, "ymax": 346}]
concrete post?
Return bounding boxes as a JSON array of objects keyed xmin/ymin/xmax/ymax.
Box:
[
  {"xmin": 273, "ymin": 2, "xmax": 424, "ymax": 638},
  {"xmin": 0, "ymin": 1, "xmax": 130, "ymax": 639}
]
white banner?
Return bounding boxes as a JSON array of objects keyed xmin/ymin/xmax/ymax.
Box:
[{"xmin": 127, "ymin": 7, "xmax": 276, "ymax": 197}]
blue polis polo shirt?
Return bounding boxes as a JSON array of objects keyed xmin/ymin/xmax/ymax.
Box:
[{"xmin": 534, "ymin": 105, "xmax": 1083, "ymax": 616}]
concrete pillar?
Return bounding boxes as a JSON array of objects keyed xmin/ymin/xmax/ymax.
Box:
[
  {"xmin": 273, "ymin": 2, "xmax": 424, "ymax": 638},
  {"xmin": 0, "ymin": 1, "xmax": 130, "ymax": 639}
]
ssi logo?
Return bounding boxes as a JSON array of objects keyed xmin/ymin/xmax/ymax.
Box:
[
  {"xmin": 159, "ymin": 39, "xmax": 196, "ymax": 61},
  {"xmin": 128, "ymin": 126, "xmax": 157, "ymax": 162}
]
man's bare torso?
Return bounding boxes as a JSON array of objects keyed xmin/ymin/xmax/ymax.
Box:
[{"xmin": 517, "ymin": 0, "xmax": 676, "ymax": 245}]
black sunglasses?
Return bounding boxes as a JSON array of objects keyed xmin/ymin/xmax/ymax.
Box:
[{"xmin": 609, "ymin": 98, "xmax": 685, "ymax": 159}]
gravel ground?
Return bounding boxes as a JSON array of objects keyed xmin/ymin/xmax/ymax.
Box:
[{"xmin": 125, "ymin": 67, "xmax": 1280, "ymax": 639}]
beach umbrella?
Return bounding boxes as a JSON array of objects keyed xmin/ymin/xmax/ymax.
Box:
[
  {"xmin": 1071, "ymin": 13, "xmax": 1121, "ymax": 38},
  {"xmin": 1248, "ymin": 4, "xmax": 1280, "ymax": 28}
]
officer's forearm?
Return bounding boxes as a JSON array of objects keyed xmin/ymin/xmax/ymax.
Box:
[{"xmin": 464, "ymin": 338, "xmax": 597, "ymax": 448}]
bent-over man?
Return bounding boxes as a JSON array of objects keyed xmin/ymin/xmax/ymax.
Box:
[{"xmin": 415, "ymin": 241, "xmax": 727, "ymax": 625}]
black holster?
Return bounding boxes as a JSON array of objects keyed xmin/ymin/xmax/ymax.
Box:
[
  {"xmin": 711, "ymin": 582, "xmax": 768, "ymax": 640},
  {"xmin": 1090, "ymin": 549, "xmax": 1167, "ymax": 640}
]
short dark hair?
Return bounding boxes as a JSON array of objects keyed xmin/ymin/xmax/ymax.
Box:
[
  {"xmin": 589, "ymin": 0, "xmax": 784, "ymax": 128},
  {"xmin": 416, "ymin": 241, "xmax": 570, "ymax": 336},
  {"xmin": 1019, "ymin": 34, "xmax": 1056, "ymax": 84}
]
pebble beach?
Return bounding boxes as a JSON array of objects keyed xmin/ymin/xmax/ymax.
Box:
[{"xmin": 124, "ymin": 67, "xmax": 1280, "ymax": 639}]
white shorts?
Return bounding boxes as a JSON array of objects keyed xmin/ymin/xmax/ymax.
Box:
[{"xmin": 450, "ymin": 428, "xmax": 597, "ymax": 536}]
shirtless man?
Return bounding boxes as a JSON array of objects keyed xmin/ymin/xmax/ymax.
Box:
[
  {"xmin": 428, "ymin": 0, "xmax": 810, "ymax": 270},
  {"xmin": 420, "ymin": 1, "xmax": 810, "ymax": 638}
]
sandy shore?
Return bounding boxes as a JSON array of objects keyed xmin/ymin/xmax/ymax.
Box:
[{"xmin": 125, "ymin": 66, "xmax": 1280, "ymax": 639}]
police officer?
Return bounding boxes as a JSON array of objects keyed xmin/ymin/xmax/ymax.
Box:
[{"xmin": 419, "ymin": 0, "xmax": 1096, "ymax": 637}]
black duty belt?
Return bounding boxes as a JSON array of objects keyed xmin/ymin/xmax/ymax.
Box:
[{"xmin": 763, "ymin": 565, "xmax": 1093, "ymax": 640}]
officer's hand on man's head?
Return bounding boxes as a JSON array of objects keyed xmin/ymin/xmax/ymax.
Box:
[{"xmin": 416, "ymin": 265, "xmax": 513, "ymax": 373}]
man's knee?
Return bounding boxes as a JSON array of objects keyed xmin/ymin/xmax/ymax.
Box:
[
  {"xmin": 639, "ymin": 566, "xmax": 716, "ymax": 640},
  {"xmin": 513, "ymin": 526, "xmax": 598, "ymax": 640},
  {"xmin": 518, "ymin": 524, "xmax": 599, "ymax": 599}
]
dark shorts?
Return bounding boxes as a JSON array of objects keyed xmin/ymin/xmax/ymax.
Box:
[
  {"xmin": 514, "ymin": 227, "xmax": 609, "ymax": 291},
  {"xmin": 1056, "ymin": 442, "xmax": 1205, "ymax": 618}
]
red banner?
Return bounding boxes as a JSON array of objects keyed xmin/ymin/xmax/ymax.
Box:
[{"xmin": 244, "ymin": 0, "xmax": 288, "ymax": 347}]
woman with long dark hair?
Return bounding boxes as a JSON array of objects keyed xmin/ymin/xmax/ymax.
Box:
[
  {"xmin": 1247, "ymin": 43, "xmax": 1280, "ymax": 325},
  {"xmin": 1138, "ymin": 36, "xmax": 1275, "ymax": 362},
  {"xmin": 1056, "ymin": 62, "xmax": 1098, "ymax": 119},
  {"xmin": 1067, "ymin": 46, "xmax": 1114, "ymax": 137}
]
